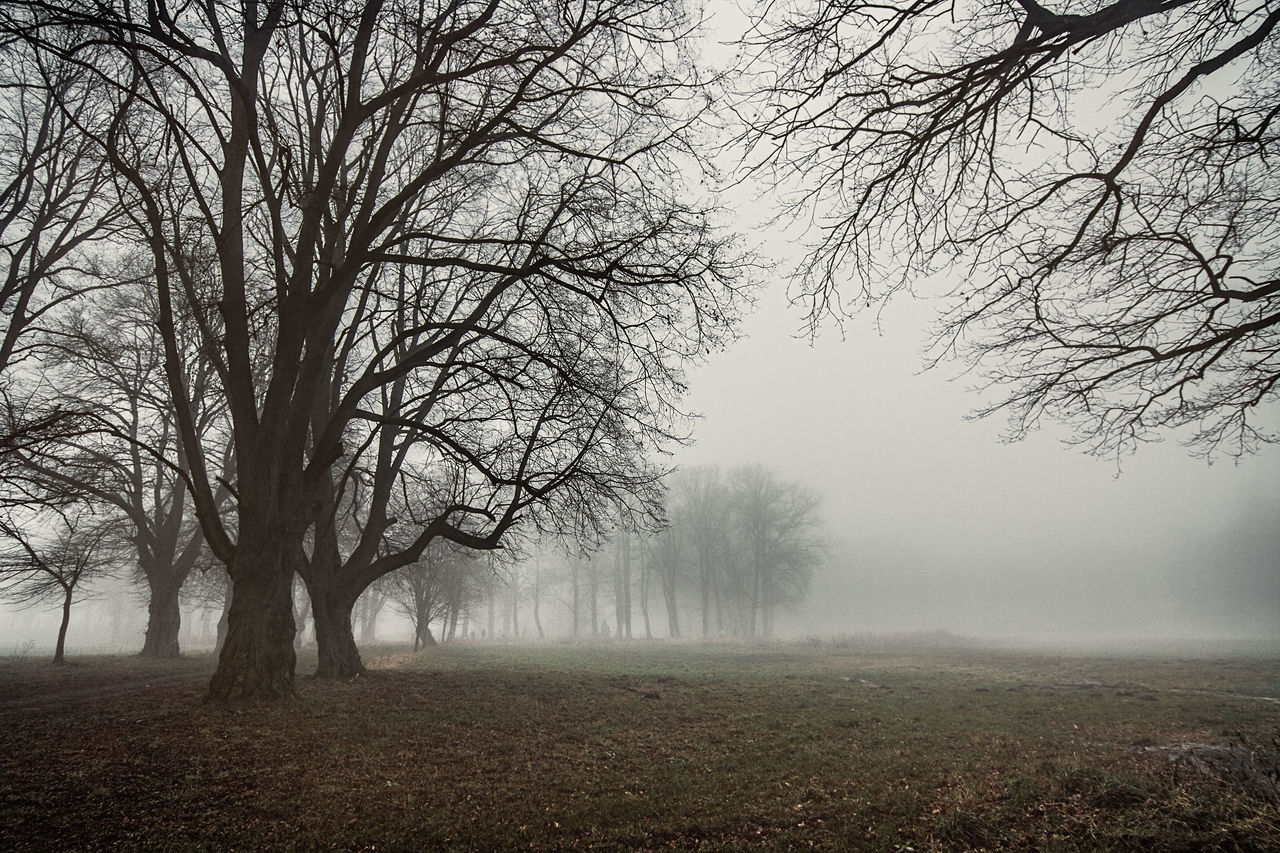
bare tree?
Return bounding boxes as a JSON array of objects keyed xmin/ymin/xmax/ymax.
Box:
[
  {"xmin": 387, "ymin": 540, "xmax": 480, "ymax": 650},
  {"xmin": 0, "ymin": 36, "xmax": 123, "ymax": 376},
  {"xmin": 743, "ymin": 0, "xmax": 1280, "ymax": 458},
  {"xmin": 6, "ymin": 0, "xmax": 746, "ymax": 701},
  {"xmin": 674, "ymin": 464, "xmax": 731, "ymax": 637},
  {"xmin": 13, "ymin": 283, "xmax": 230, "ymax": 658},
  {"xmin": 648, "ymin": 522, "xmax": 684, "ymax": 638},
  {"xmin": 0, "ymin": 507, "xmax": 114, "ymax": 663},
  {"xmin": 727, "ymin": 464, "xmax": 823, "ymax": 639}
]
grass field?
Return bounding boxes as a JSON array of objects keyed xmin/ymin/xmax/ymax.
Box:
[{"xmin": 1, "ymin": 640, "xmax": 1278, "ymax": 851}]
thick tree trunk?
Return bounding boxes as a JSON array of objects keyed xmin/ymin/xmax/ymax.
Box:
[
  {"xmin": 310, "ymin": 584, "xmax": 365, "ymax": 679},
  {"xmin": 139, "ymin": 574, "xmax": 183, "ymax": 659},
  {"xmin": 206, "ymin": 543, "xmax": 297, "ymax": 703}
]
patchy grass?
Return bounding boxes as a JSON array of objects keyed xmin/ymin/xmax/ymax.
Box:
[{"xmin": 1, "ymin": 641, "xmax": 1278, "ymax": 851}]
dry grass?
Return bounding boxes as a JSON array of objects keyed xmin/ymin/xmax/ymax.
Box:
[{"xmin": 2, "ymin": 640, "xmax": 1278, "ymax": 851}]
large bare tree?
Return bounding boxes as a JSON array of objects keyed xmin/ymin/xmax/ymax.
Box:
[
  {"xmin": 743, "ymin": 0, "xmax": 1280, "ymax": 458},
  {"xmin": 13, "ymin": 283, "xmax": 229, "ymax": 658},
  {"xmin": 5, "ymin": 0, "xmax": 745, "ymax": 701}
]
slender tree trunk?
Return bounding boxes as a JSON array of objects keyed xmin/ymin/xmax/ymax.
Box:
[
  {"xmin": 614, "ymin": 540, "xmax": 626, "ymax": 640},
  {"xmin": 639, "ymin": 549, "xmax": 653, "ymax": 640},
  {"xmin": 663, "ymin": 569, "xmax": 681, "ymax": 639},
  {"xmin": 206, "ymin": 526, "xmax": 298, "ymax": 702},
  {"xmin": 486, "ymin": 584, "xmax": 496, "ymax": 640},
  {"xmin": 139, "ymin": 572, "xmax": 183, "ymax": 659},
  {"xmin": 215, "ymin": 573, "xmax": 232, "ymax": 653},
  {"xmin": 699, "ymin": 556, "xmax": 710, "ymax": 639},
  {"xmin": 621, "ymin": 537, "xmax": 632, "ymax": 639},
  {"xmin": 532, "ymin": 558, "xmax": 544, "ymax": 640},
  {"xmin": 570, "ymin": 559, "xmax": 580, "ymax": 638},
  {"xmin": 510, "ymin": 573, "xmax": 519, "ymax": 639},
  {"xmin": 588, "ymin": 560, "xmax": 599, "ymax": 637},
  {"xmin": 749, "ymin": 562, "xmax": 761, "ymax": 638},
  {"xmin": 52, "ymin": 586, "xmax": 72, "ymax": 664},
  {"xmin": 358, "ymin": 592, "xmax": 383, "ymax": 645}
]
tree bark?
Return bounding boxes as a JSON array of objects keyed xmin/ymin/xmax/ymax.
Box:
[
  {"xmin": 139, "ymin": 573, "xmax": 183, "ymax": 658},
  {"xmin": 215, "ymin": 573, "xmax": 232, "ymax": 654},
  {"xmin": 310, "ymin": 582, "xmax": 365, "ymax": 679},
  {"xmin": 205, "ymin": 540, "xmax": 297, "ymax": 703}
]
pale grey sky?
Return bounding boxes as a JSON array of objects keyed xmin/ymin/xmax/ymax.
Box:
[
  {"xmin": 674, "ymin": 2, "xmax": 1280, "ymax": 646},
  {"xmin": 673, "ymin": 268, "xmax": 1280, "ymax": 644}
]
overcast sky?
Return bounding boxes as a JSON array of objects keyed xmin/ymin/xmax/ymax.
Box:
[
  {"xmin": 669, "ymin": 4, "xmax": 1280, "ymax": 647},
  {"xmin": 673, "ymin": 256, "xmax": 1280, "ymax": 645}
]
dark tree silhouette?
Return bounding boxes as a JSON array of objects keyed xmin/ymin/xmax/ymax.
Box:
[
  {"xmin": 0, "ymin": 37, "xmax": 123, "ymax": 375},
  {"xmin": 13, "ymin": 284, "xmax": 230, "ymax": 658},
  {"xmin": 4, "ymin": 0, "xmax": 745, "ymax": 701},
  {"xmin": 386, "ymin": 540, "xmax": 479, "ymax": 650},
  {"xmin": 0, "ymin": 508, "xmax": 113, "ymax": 663},
  {"xmin": 743, "ymin": 0, "xmax": 1280, "ymax": 458},
  {"xmin": 726, "ymin": 464, "xmax": 823, "ymax": 639}
]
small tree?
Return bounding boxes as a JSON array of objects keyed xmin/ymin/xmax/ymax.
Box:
[
  {"xmin": 387, "ymin": 541, "xmax": 480, "ymax": 650},
  {"xmin": 0, "ymin": 508, "xmax": 113, "ymax": 663}
]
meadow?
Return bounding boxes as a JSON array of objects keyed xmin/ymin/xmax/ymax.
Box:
[{"xmin": 2, "ymin": 640, "xmax": 1277, "ymax": 851}]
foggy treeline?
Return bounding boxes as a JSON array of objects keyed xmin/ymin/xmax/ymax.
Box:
[{"xmin": 348, "ymin": 463, "xmax": 825, "ymax": 648}]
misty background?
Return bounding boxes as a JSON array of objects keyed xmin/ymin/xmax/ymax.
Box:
[{"xmin": 675, "ymin": 280, "xmax": 1280, "ymax": 646}]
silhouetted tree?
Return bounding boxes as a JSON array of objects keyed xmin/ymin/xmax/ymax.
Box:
[
  {"xmin": 674, "ymin": 465, "xmax": 731, "ymax": 637},
  {"xmin": 0, "ymin": 35, "xmax": 123, "ymax": 376},
  {"xmin": 13, "ymin": 283, "xmax": 230, "ymax": 658},
  {"xmin": 387, "ymin": 540, "xmax": 479, "ymax": 650},
  {"xmin": 743, "ymin": 0, "xmax": 1280, "ymax": 458},
  {"xmin": 648, "ymin": 523, "xmax": 684, "ymax": 638},
  {"xmin": 727, "ymin": 464, "xmax": 823, "ymax": 638},
  {"xmin": 0, "ymin": 508, "xmax": 114, "ymax": 663}
]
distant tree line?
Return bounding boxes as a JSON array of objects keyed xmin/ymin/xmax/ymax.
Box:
[{"xmin": 328, "ymin": 463, "xmax": 825, "ymax": 645}]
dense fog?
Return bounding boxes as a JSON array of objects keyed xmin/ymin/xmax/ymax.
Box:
[{"xmin": 679, "ymin": 287, "xmax": 1280, "ymax": 648}]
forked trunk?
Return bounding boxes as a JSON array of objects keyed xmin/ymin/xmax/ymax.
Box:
[
  {"xmin": 310, "ymin": 584, "xmax": 365, "ymax": 679},
  {"xmin": 139, "ymin": 574, "xmax": 183, "ymax": 658},
  {"xmin": 206, "ymin": 545, "xmax": 297, "ymax": 703}
]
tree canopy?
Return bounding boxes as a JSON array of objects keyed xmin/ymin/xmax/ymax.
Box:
[
  {"xmin": 742, "ymin": 0, "xmax": 1280, "ymax": 458},
  {"xmin": 1, "ymin": 0, "xmax": 748, "ymax": 701}
]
